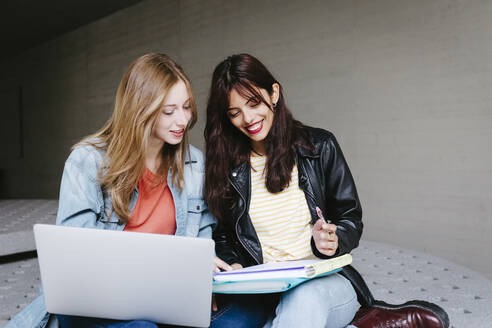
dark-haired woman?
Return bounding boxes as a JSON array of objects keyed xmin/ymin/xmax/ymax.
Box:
[
  {"xmin": 204, "ymin": 54, "xmax": 361, "ymax": 328},
  {"xmin": 204, "ymin": 54, "xmax": 450, "ymax": 328}
]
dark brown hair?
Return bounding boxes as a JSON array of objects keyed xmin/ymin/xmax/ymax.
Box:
[{"xmin": 204, "ymin": 54, "xmax": 312, "ymax": 221}]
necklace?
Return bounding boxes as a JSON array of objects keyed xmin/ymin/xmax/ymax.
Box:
[{"xmin": 251, "ymin": 149, "xmax": 264, "ymax": 157}]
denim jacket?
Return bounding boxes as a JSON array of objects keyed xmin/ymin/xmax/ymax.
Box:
[{"xmin": 7, "ymin": 143, "xmax": 217, "ymax": 328}]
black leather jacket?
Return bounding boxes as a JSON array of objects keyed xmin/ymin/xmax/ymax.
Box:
[{"xmin": 213, "ymin": 127, "xmax": 374, "ymax": 306}]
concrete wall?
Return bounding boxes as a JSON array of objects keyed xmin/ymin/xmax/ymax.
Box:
[{"xmin": 1, "ymin": 0, "xmax": 491, "ymax": 280}]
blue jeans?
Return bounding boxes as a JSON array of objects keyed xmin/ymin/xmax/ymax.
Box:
[
  {"xmin": 263, "ymin": 273, "xmax": 359, "ymax": 328},
  {"xmin": 210, "ymin": 293, "xmax": 278, "ymax": 328},
  {"xmin": 56, "ymin": 315, "xmax": 159, "ymax": 327},
  {"xmin": 56, "ymin": 293, "xmax": 275, "ymax": 328}
]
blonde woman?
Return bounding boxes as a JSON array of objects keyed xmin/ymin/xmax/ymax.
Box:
[{"xmin": 8, "ymin": 53, "xmax": 216, "ymax": 328}]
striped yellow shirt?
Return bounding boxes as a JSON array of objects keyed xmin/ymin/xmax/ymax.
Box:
[{"xmin": 249, "ymin": 154, "xmax": 315, "ymax": 263}]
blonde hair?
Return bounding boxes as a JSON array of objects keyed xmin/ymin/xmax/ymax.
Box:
[{"xmin": 76, "ymin": 53, "xmax": 197, "ymax": 223}]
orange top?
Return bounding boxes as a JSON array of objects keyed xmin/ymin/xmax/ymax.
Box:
[{"xmin": 124, "ymin": 168, "xmax": 176, "ymax": 235}]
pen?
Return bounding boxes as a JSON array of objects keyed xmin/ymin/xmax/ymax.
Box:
[{"xmin": 315, "ymin": 206, "xmax": 331, "ymax": 224}]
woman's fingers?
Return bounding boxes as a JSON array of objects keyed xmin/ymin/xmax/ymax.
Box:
[
  {"xmin": 212, "ymin": 295, "xmax": 218, "ymax": 312},
  {"xmin": 325, "ymin": 223, "xmax": 337, "ymax": 235},
  {"xmin": 317, "ymin": 240, "xmax": 338, "ymax": 256},
  {"xmin": 313, "ymin": 221, "xmax": 338, "ymax": 255},
  {"xmin": 213, "ymin": 258, "xmax": 243, "ymax": 272},
  {"xmin": 313, "ymin": 218, "xmax": 324, "ymax": 231},
  {"xmin": 318, "ymin": 240, "xmax": 338, "ymax": 250},
  {"xmin": 314, "ymin": 220, "xmax": 337, "ymax": 234},
  {"xmin": 213, "ymin": 257, "xmax": 232, "ymax": 272},
  {"xmin": 230, "ymin": 263, "xmax": 243, "ymax": 270},
  {"xmin": 313, "ymin": 221, "xmax": 336, "ymax": 239},
  {"xmin": 211, "ymin": 259, "xmax": 239, "ymax": 312}
]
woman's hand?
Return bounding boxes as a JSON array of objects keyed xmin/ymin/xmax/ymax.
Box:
[
  {"xmin": 213, "ymin": 256, "xmax": 232, "ymax": 273},
  {"xmin": 212, "ymin": 257, "xmax": 243, "ymax": 311},
  {"xmin": 312, "ymin": 219, "xmax": 338, "ymax": 256},
  {"xmin": 230, "ymin": 263, "xmax": 243, "ymax": 270}
]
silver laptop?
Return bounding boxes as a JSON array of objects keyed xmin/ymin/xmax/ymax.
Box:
[{"xmin": 34, "ymin": 224, "xmax": 215, "ymax": 327}]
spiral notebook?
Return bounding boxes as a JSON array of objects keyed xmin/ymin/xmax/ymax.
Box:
[{"xmin": 213, "ymin": 254, "xmax": 352, "ymax": 294}]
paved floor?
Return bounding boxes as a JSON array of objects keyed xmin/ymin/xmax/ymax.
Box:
[
  {"xmin": 351, "ymin": 241, "xmax": 492, "ymax": 328},
  {"xmin": 0, "ymin": 200, "xmax": 58, "ymax": 257},
  {"xmin": 1, "ymin": 199, "xmax": 491, "ymax": 327}
]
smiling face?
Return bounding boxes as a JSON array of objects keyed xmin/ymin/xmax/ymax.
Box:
[
  {"xmin": 152, "ymin": 79, "xmax": 192, "ymax": 145},
  {"xmin": 227, "ymin": 84, "xmax": 279, "ymax": 154}
]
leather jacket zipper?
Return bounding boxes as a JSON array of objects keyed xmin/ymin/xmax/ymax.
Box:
[
  {"xmin": 301, "ymin": 179, "xmax": 319, "ymax": 223},
  {"xmin": 229, "ymin": 176, "xmax": 261, "ymax": 265},
  {"xmin": 298, "ymin": 164, "xmax": 322, "ymax": 223},
  {"xmin": 300, "ymin": 175, "xmax": 316, "ymax": 201}
]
